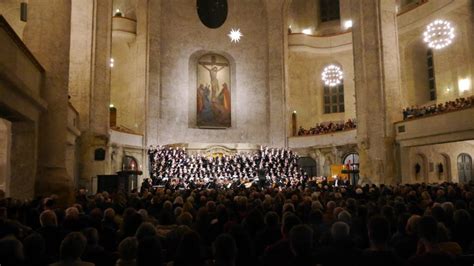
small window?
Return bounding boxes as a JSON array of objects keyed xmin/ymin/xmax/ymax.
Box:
[
  {"xmin": 320, "ymin": 0, "xmax": 340, "ymax": 22},
  {"xmin": 323, "ymin": 83, "xmax": 345, "ymax": 114},
  {"xmin": 427, "ymin": 49, "xmax": 436, "ymax": 100}
]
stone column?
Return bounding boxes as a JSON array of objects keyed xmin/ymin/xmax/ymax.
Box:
[
  {"xmin": 79, "ymin": 0, "xmax": 113, "ymax": 190},
  {"xmin": 265, "ymin": 0, "xmax": 288, "ymax": 148},
  {"xmin": 145, "ymin": 0, "xmax": 161, "ymax": 147},
  {"xmin": 23, "ymin": 0, "xmax": 73, "ymax": 201},
  {"xmin": 351, "ymin": 0, "xmax": 402, "ymax": 184}
]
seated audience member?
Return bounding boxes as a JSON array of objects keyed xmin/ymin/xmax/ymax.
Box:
[
  {"xmin": 101, "ymin": 208, "xmax": 119, "ymax": 252},
  {"xmin": 289, "ymin": 224, "xmax": 314, "ymax": 266},
  {"xmin": 263, "ymin": 214, "xmax": 302, "ymax": 266},
  {"xmin": 171, "ymin": 230, "xmax": 206, "ymax": 266},
  {"xmin": 116, "ymin": 237, "xmax": 138, "ymax": 266},
  {"xmin": 359, "ymin": 216, "xmax": 405, "ymax": 266},
  {"xmin": 408, "ymin": 216, "xmax": 455, "ymax": 266},
  {"xmin": 255, "ymin": 211, "xmax": 281, "ymax": 254},
  {"xmin": 37, "ymin": 209, "xmax": 65, "ymax": 261},
  {"xmin": 229, "ymin": 224, "xmax": 257, "ymax": 266},
  {"xmin": 391, "ymin": 214, "xmax": 420, "ymax": 260},
  {"xmin": 212, "ymin": 234, "xmax": 237, "ymax": 266},
  {"xmin": 0, "ymin": 238, "xmax": 24, "ymax": 266},
  {"xmin": 23, "ymin": 233, "xmax": 51, "ymax": 266},
  {"xmin": 137, "ymin": 236, "xmax": 163, "ymax": 266},
  {"xmin": 437, "ymin": 223, "xmax": 462, "ymax": 257},
  {"xmin": 82, "ymin": 227, "xmax": 112, "ymax": 266},
  {"xmin": 316, "ymin": 221, "xmax": 361, "ymax": 266},
  {"xmin": 135, "ymin": 222, "xmax": 157, "ymax": 241},
  {"xmin": 63, "ymin": 206, "xmax": 85, "ymax": 233},
  {"xmin": 452, "ymin": 209, "xmax": 473, "ymax": 253},
  {"xmin": 51, "ymin": 232, "xmax": 93, "ymax": 266}
]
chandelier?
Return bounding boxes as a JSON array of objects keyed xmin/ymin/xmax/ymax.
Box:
[
  {"xmin": 423, "ymin": 19, "xmax": 455, "ymax": 50},
  {"xmin": 321, "ymin": 65, "xmax": 343, "ymax": 87}
]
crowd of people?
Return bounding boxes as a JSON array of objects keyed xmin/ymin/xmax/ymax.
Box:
[
  {"xmin": 402, "ymin": 96, "xmax": 474, "ymax": 120},
  {"xmin": 297, "ymin": 119, "xmax": 356, "ymax": 136},
  {"xmin": 1, "ymin": 182, "xmax": 474, "ymax": 266},
  {"xmin": 148, "ymin": 146, "xmax": 307, "ymax": 190}
]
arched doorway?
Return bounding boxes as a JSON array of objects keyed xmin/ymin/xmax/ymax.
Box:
[
  {"xmin": 458, "ymin": 153, "xmax": 473, "ymax": 183},
  {"xmin": 298, "ymin": 157, "xmax": 317, "ymax": 177},
  {"xmin": 343, "ymin": 152, "xmax": 359, "ymax": 185}
]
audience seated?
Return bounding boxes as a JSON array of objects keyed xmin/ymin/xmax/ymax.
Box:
[
  {"xmin": 51, "ymin": 232, "xmax": 94, "ymax": 266},
  {"xmin": 0, "ymin": 182, "xmax": 473, "ymax": 266},
  {"xmin": 402, "ymin": 96, "xmax": 474, "ymax": 120},
  {"xmin": 297, "ymin": 119, "xmax": 357, "ymax": 136}
]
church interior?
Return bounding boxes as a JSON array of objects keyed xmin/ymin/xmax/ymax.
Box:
[{"xmin": 1, "ymin": 0, "xmax": 474, "ymax": 265}]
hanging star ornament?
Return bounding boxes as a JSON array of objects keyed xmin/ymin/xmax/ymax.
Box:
[{"xmin": 228, "ymin": 28, "xmax": 243, "ymax": 43}]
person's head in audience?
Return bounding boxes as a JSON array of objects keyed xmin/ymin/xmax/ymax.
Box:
[
  {"xmin": 175, "ymin": 230, "xmax": 202, "ymax": 265},
  {"xmin": 213, "ymin": 234, "xmax": 237, "ymax": 266},
  {"xmin": 416, "ymin": 215, "xmax": 439, "ymax": 253},
  {"xmin": 82, "ymin": 227, "xmax": 99, "ymax": 246},
  {"xmin": 104, "ymin": 208, "xmax": 115, "ymax": 221},
  {"xmin": 0, "ymin": 238, "xmax": 24, "ymax": 265},
  {"xmin": 117, "ymin": 237, "xmax": 138, "ymax": 265},
  {"xmin": 331, "ymin": 221, "xmax": 350, "ymax": 242},
  {"xmin": 58, "ymin": 232, "xmax": 87, "ymax": 263},
  {"xmin": 65, "ymin": 207, "xmax": 79, "ymax": 219},
  {"xmin": 406, "ymin": 214, "xmax": 421, "ymax": 236},
  {"xmin": 290, "ymin": 224, "xmax": 314, "ymax": 257},
  {"xmin": 137, "ymin": 236, "xmax": 163, "ymax": 266},
  {"xmin": 281, "ymin": 214, "xmax": 302, "ymax": 239},
  {"xmin": 177, "ymin": 212, "xmax": 193, "ymax": 227},
  {"xmin": 264, "ymin": 211, "xmax": 279, "ymax": 227},
  {"xmin": 23, "ymin": 233, "xmax": 47, "ymax": 264},
  {"xmin": 368, "ymin": 216, "xmax": 390, "ymax": 250},
  {"xmin": 135, "ymin": 222, "xmax": 157, "ymax": 241},
  {"xmin": 40, "ymin": 210, "xmax": 58, "ymax": 227}
]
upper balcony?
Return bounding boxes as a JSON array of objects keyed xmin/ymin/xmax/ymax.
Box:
[
  {"xmin": 112, "ymin": 16, "xmax": 136, "ymax": 43},
  {"xmin": 288, "ymin": 129, "xmax": 357, "ymax": 149},
  {"xmin": 395, "ymin": 108, "xmax": 474, "ymax": 147},
  {"xmin": 0, "ymin": 15, "xmax": 46, "ymax": 120}
]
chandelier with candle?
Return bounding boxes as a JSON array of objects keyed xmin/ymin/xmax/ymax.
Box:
[
  {"xmin": 321, "ymin": 65, "xmax": 343, "ymax": 87},
  {"xmin": 423, "ymin": 19, "xmax": 455, "ymax": 50}
]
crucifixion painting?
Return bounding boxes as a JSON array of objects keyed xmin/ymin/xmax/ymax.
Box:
[{"xmin": 197, "ymin": 54, "xmax": 231, "ymax": 128}]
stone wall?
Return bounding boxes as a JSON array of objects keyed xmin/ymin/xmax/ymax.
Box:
[
  {"xmin": 0, "ymin": 118, "xmax": 11, "ymax": 195},
  {"xmin": 408, "ymin": 141, "xmax": 474, "ymax": 183},
  {"xmin": 398, "ymin": 0, "xmax": 474, "ymax": 107},
  {"xmin": 0, "ymin": 0, "xmax": 26, "ymax": 38},
  {"xmin": 156, "ymin": 0, "xmax": 273, "ymax": 145},
  {"xmin": 288, "ymin": 48, "xmax": 356, "ymax": 129}
]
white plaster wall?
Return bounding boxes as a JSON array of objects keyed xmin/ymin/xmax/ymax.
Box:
[
  {"xmin": 287, "ymin": 0, "xmax": 352, "ymax": 35},
  {"xmin": 157, "ymin": 0, "xmax": 270, "ymax": 145},
  {"xmin": 408, "ymin": 141, "xmax": 474, "ymax": 183},
  {"xmin": 398, "ymin": 0, "xmax": 474, "ymax": 107},
  {"xmin": 288, "ymin": 48, "xmax": 356, "ymax": 129},
  {"xmin": 288, "ymin": 0, "xmax": 319, "ymax": 34},
  {"xmin": 0, "ymin": 118, "xmax": 11, "ymax": 196},
  {"xmin": 111, "ymin": 39, "xmax": 146, "ymax": 132},
  {"xmin": 113, "ymin": 0, "xmax": 137, "ymax": 20}
]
